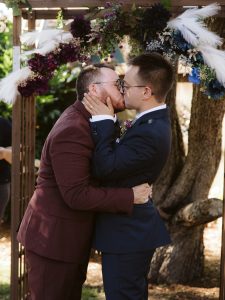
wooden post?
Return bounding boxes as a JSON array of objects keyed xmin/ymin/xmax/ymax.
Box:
[
  {"xmin": 220, "ymin": 151, "xmax": 225, "ymax": 300},
  {"xmin": 11, "ymin": 12, "xmax": 36, "ymax": 300},
  {"xmin": 11, "ymin": 15, "xmax": 22, "ymax": 300}
]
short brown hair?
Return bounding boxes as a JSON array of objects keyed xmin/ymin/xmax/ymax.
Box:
[
  {"xmin": 76, "ymin": 64, "xmax": 114, "ymax": 100},
  {"xmin": 130, "ymin": 53, "xmax": 174, "ymax": 100}
]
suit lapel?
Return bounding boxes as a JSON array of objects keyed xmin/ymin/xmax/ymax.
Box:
[{"xmin": 119, "ymin": 108, "xmax": 170, "ymax": 142}]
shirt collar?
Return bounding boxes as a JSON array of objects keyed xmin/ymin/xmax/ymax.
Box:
[{"xmin": 135, "ymin": 104, "xmax": 167, "ymax": 120}]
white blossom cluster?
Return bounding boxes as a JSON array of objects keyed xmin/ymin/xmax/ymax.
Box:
[{"xmin": 0, "ymin": 14, "xmax": 7, "ymax": 33}]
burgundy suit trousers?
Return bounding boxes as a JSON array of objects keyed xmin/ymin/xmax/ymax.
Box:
[{"xmin": 25, "ymin": 250, "xmax": 88, "ymax": 300}]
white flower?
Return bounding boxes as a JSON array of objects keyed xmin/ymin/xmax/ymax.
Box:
[
  {"xmin": 0, "ymin": 15, "xmax": 7, "ymax": 22},
  {"xmin": 0, "ymin": 22, "xmax": 6, "ymax": 33}
]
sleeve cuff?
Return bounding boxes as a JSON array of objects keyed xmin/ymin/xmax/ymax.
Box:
[{"xmin": 90, "ymin": 115, "xmax": 117, "ymax": 123}]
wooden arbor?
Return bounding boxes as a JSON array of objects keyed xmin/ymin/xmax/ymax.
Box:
[{"xmin": 8, "ymin": 1, "xmax": 225, "ymax": 299}]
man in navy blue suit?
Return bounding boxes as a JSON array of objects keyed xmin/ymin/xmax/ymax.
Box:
[{"xmin": 83, "ymin": 53, "xmax": 174, "ymax": 299}]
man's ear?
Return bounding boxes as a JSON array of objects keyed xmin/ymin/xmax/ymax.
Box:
[
  {"xmin": 88, "ymin": 83, "xmax": 98, "ymax": 95},
  {"xmin": 143, "ymin": 86, "xmax": 153, "ymax": 99}
]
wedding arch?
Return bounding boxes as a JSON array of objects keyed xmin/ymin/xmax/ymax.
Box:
[{"xmin": 1, "ymin": 0, "xmax": 225, "ymax": 299}]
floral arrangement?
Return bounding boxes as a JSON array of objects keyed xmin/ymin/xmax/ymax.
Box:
[
  {"xmin": 0, "ymin": 1, "xmax": 225, "ymax": 103},
  {"xmin": 0, "ymin": 14, "xmax": 8, "ymax": 33},
  {"xmin": 4, "ymin": 0, "xmax": 31, "ymax": 16},
  {"xmin": 120, "ymin": 119, "xmax": 133, "ymax": 136}
]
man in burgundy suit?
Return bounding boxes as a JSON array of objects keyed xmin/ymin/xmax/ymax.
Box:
[{"xmin": 17, "ymin": 64, "xmax": 150, "ymax": 300}]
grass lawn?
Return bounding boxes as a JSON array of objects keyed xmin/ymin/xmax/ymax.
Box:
[
  {"xmin": 0, "ymin": 284, "xmax": 103, "ymax": 300},
  {"xmin": 0, "ymin": 283, "xmax": 10, "ymax": 300}
]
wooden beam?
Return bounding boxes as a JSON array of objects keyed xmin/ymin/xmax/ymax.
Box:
[
  {"xmin": 21, "ymin": 6, "xmax": 225, "ymax": 19},
  {"xmin": 21, "ymin": 0, "xmax": 225, "ymax": 8},
  {"xmin": 22, "ymin": 9, "xmax": 88, "ymax": 19}
]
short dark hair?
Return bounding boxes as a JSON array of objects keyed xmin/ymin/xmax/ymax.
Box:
[
  {"xmin": 76, "ymin": 63, "xmax": 114, "ymax": 100},
  {"xmin": 130, "ymin": 53, "xmax": 174, "ymax": 100}
]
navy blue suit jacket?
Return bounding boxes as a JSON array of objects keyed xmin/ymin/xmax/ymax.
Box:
[{"xmin": 91, "ymin": 108, "xmax": 171, "ymax": 253}]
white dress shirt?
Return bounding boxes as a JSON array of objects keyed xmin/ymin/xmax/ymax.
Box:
[{"xmin": 90, "ymin": 104, "xmax": 167, "ymax": 123}]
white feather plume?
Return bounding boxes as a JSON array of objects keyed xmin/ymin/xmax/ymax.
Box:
[
  {"xmin": 20, "ymin": 30, "xmax": 74, "ymax": 60},
  {"xmin": 20, "ymin": 40, "xmax": 59, "ymax": 61},
  {"xmin": 198, "ymin": 45, "xmax": 225, "ymax": 87},
  {"xmin": 167, "ymin": 3, "xmax": 222, "ymax": 47},
  {"xmin": 20, "ymin": 29, "xmax": 73, "ymax": 48},
  {"xmin": 0, "ymin": 67, "xmax": 32, "ymax": 104},
  {"xmin": 177, "ymin": 3, "xmax": 220, "ymax": 19}
]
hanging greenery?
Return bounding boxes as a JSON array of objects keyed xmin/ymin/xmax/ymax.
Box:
[
  {"xmin": 0, "ymin": 2, "xmax": 225, "ymax": 103},
  {"xmin": 4, "ymin": 0, "xmax": 31, "ymax": 16}
]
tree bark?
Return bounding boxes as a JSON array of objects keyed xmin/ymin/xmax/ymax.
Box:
[
  {"xmin": 173, "ymin": 198, "xmax": 223, "ymax": 226},
  {"xmin": 150, "ymin": 17, "xmax": 225, "ymax": 284},
  {"xmin": 153, "ymin": 69, "xmax": 186, "ymax": 207},
  {"xmin": 150, "ymin": 225, "xmax": 205, "ymax": 284}
]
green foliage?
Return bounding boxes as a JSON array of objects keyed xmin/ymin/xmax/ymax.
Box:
[
  {"xmin": 56, "ymin": 9, "xmax": 64, "ymax": 29},
  {"xmin": 0, "ymin": 283, "xmax": 10, "ymax": 300},
  {"xmin": 0, "ymin": 283, "xmax": 102, "ymax": 300},
  {"xmin": 0, "ymin": 22, "xmax": 12, "ymax": 78},
  {"xmin": 4, "ymin": 0, "xmax": 31, "ymax": 16},
  {"xmin": 0, "ymin": 21, "xmax": 12, "ymax": 119},
  {"xmin": 82, "ymin": 286, "xmax": 104, "ymax": 299},
  {"xmin": 35, "ymin": 64, "xmax": 80, "ymax": 158},
  {"xmin": 160, "ymin": 0, "xmax": 171, "ymax": 10}
]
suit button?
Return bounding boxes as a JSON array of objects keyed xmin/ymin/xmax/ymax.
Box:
[{"xmin": 91, "ymin": 124, "xmax": 97, "ymax": 135}]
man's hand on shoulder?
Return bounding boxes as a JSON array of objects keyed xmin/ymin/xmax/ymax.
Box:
[{"xmin": 132, "ymin": 183, "xmax": 152, "ymax": 204}]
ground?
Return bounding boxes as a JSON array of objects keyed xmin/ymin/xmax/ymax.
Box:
[{"xmin": 0, "ymin": 219, "xmax": 221, "ymax": 300}]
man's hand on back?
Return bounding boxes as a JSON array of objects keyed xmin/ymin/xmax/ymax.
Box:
[{"xmin": 132, "ymin": 183, "xmax": 152, "ymax": 204}]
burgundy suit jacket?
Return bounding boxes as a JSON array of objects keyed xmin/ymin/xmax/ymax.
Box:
[{"xmin": 17, "ymin": 101, "xmax": 133, "ymax": 263}]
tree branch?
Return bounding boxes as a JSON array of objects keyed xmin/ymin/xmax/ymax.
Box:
[{"xmin": 172, "ymin": 198, "xmax": 222, "ymax": 226}]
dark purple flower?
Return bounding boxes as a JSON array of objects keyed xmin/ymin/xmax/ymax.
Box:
[
  {"xmin": 28, "ymin": 53, "xmax": 58, "ymax": 77},
  {"xmin": 56, "ymin": 43, "xmax": 80, "ymax": 64},
  {"xmin": 104, "ymin": 12, "xmax": 116, "ymax": 19},
  {"xmin": 33, "ymin": 76, "xmax": 50, "ymax": 95},
  {"xmin": 124, "ymin": 119, "xmax": 132, "ymax": 129},
  {"xmin": 105, "ymin": 2, "xmax": 112, "ymax": 8},
  {"xmin": 70, "ymin": 15, "xmax": 91, "ymax": 42},
  {"xmin": 139, "ymin": 4, "xmax": 171, "ymax": 42},
  {"xmin": 18, "ymin": 76, "xmax": 50, "ymax": 97}
]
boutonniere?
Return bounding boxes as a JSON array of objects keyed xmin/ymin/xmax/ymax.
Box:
[{"xmin": 120, "ymin": 119, "xmax": 133, "ymax": 136}]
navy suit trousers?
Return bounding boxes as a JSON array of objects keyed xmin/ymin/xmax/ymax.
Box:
[{"xmin": 102, "ymin": 249, "xmax": 155, "ymax": 300}]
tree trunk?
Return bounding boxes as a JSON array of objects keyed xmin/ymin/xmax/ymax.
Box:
[
  {"xmin": 151, "ymin": 85, "xmax": 225, "ymax": 284},
  {"xmin": 150, "ymin": 17, "xmax": 225, "ymax": 284}
]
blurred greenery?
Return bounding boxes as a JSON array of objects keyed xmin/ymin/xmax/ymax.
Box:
[
  {"xmin": 0, "ymin": 282, "xmax": 103, "ymax": 300},
  {"xmin": 82, "ymin": 286, "xmax": 104, "ymax": 299},
  {"xmin": 35, "ymin": 64, "xmax": 80, "ymax": 158},
  {"xmin": 0, "ymin": 21, "xmax": 12, "ymax": 120},
  {"xmin": 0, "ymin": 283, "xmax": 10, "ymax": 300},
  {"xmin": 0, "ymin": 20, "xmax": 81, "ymax": 159}
]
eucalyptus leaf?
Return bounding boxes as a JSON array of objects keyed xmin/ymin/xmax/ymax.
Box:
[
  {"xmin": 160, "ymin": 0, "xmax": 171, "ymax": 10},
  {"xmin": 12, "ymin": 6, "xmax": 21, "ymax": 16},
  {"xmin": 131, "ymin": 3, "xmax": 136, "ymax": 12}
]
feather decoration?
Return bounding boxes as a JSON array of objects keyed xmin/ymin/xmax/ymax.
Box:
[
  {"xmin": 198, "ymin": 45, "xmax": 225, "ymax": 87},
  {"xmin": 178, "ymin": 3, "xmax": 220, "ymax": 19},
  {"xmin": 20, "ymin": 40, "xmax": 59, "ymax": 61},
  {"xmin": 20, "ymin": 29, "xmax": 73, "ymax": 48},
  {"xmin": 0, "ymin": 67, "xmax": 31, "ymax": 104},
  {"xmin": 20, "ymin": 31, "xmax": 74, "ymax": 60},
  {"xmin": 167, "ymin": 3, "xmax": 222, "ymax": 47}
]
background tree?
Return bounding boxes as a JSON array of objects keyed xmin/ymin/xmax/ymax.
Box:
[
  {"xmin": 0, "ymin": 20, "xmax": 12, "ymax": 119},
  {"xmin": 150, "ymin": 17, "xmax": 225, "ymax": 283}
]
